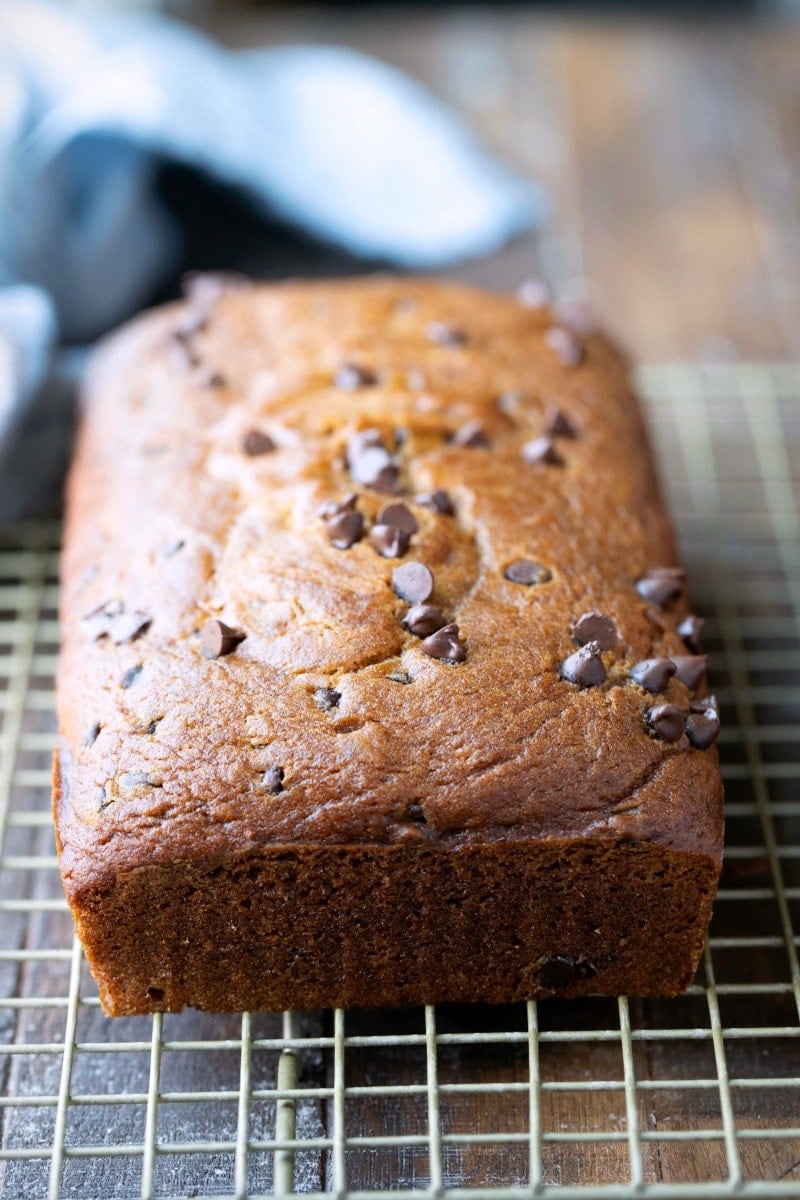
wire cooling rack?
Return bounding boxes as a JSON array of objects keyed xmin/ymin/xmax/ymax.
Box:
[{"xmin": 1, "ymin": 362, "xmax": 799, "ymax": 1200}]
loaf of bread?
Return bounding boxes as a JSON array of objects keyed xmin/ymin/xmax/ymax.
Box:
[{"xmin": 53, "ymin": 277, "xmax": 723, "ymax": 1016}]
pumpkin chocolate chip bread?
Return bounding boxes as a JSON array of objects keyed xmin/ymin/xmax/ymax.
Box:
[{"xmin": 53, "ymin": 276, "xmax": 723, "ymax": 1016}]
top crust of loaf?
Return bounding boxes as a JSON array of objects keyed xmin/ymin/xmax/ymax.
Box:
[{"xmin": 55, "ymin": 278, "xmax": 723, "ymax": 895}]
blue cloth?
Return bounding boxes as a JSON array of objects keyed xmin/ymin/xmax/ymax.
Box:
[{"xmin": 0, "ymin": 1, "xmax": 542, "ymax": 516}]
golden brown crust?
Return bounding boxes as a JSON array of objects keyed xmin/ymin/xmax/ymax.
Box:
[{"xmin": 55, "ymin": 277, "xmax": 723, "ymax": 1013}]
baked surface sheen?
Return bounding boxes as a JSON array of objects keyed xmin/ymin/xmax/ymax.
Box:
[{"xmin": 54, "ymin": 278, "xmax": 724, "ymax": 1014}]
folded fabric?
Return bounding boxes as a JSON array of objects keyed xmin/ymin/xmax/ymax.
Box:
[{"xmin": 0, "ymin": 1, "xmax": 542, "ymax": 517}]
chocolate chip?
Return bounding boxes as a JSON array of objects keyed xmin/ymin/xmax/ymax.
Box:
[
  {"xmin": 571, "ymin": 612, "xmax": 618, "ymax": 650},
  {"xmin": 415, "ymin": 489, "xmax": 455, "ymax": 516},
  {"xmin": 450, "ymin": 420, "xmax": 490, "ymax": 449},
  {"xmin": 646, "ymin": 703, "xmax": 685, "ymax": 743},
  {"xmin": 335, "ymin": 362, "xmax": 378, "ymax": 390},
  {"xmin": 181, "ymin": 270, "xmax": 248, "ymax": 304},
  {"xmin": 545, "ymin": 407, "xmax": 578, "ymax": 438},
  {"xmin": 691, "ymin": 693, "xmax": 718, "ymax": 714},
  {"xmin": 348, "ymin": 428, "xmax": 385, "ymax": 457},
  {"xmin": 369, "ymin": 524, "xmax": 410, "ymax": 558},
  {"xmin": 119, "ymin": 771, "xmax": 162, "ymax": 790},
  {"xmin": 83, "ymin": 721, "xmax": 101, "ymax": 748},
  {"xmin": 145, "ymin": 718, "xmax": 162, "ymax": 735},
  {"xmin": 403, "ymin": 604, "xmax": 447, "ymax": 637},
  {"xmin": 319, "ymin": 493, "xmax": 358, "ymax": 520},
  {"xmin": 94, "ymin": 784, "xmax": 110, "ymax": 810},
  {"xmin": 426, "ymin": 321, "xmax": 467, "ymax": 347},
  {"xmin": 498, "ymin": 390, "xmax": 522, "ymax": 412},
  {"xmin": 262, "ymin": 766, "xmax": 285, "ymax": 795},
  {"xmin": 201, "ymin": 618, "xmax": 246, "ymax": 659},
  {"xmin": 522, "ymin": 435, "xmax": 563, "ymax": 466},
  {"xmin": 348, "ymin": 444, "xmax": 400, "ymax": 494},
  {"xmin": 545, "ymin": 326, "xmax": 583, "ymax": 367},
  {"xmin": 313, "ymin": 687, "xmax": 341, "ymax": 711},
  {"xmin": 121, "ymin": 664, "xmax": 143, "ymax": 689},
  {"xmin": 686, "ymin": 702, "xmax": 720, "ymax": 750},
  {"xmin": 561, "ymin": 642, "xmax": 607, "ymax": 687},
  {"xmin": 534, "ymin": 955, "xmax": 578, "ymax": 990},
  {"xmin": 82, "ymin": 602, "xmax": 151, "ymax": 644},
  {"xmin": 517, "ymin": 278, "xmax": 551, "ymax": 308},
  {"xmin": 242, "ymin": 429, "xmax": 276, "ymax": 456},
  {"xmin": 553, "ymin": 297, "xmax": 597, "ymax": 337},
  {"xmin": 407, "ymin": 802, "xmax": 427, "ymax": 824},
  {"xmin": 629, "ymin": 657, "xmax": 677, "ymax": 693},
  {"xmin": 671, "ymin": 654, "xmax": 708, "ymax": 692},
  {"xmin": 378, "ymin": 503, "xmax": 418, "ymax": 534},
  {"xmin": 504, "ymin": 560, "xmax": 552, "ymax": 586},
  {"xmin": 635, "ymin": 567, "xmax": 686, "ymax": 607},
  {"xmin": 326, "ymin": 512, "xmax": 364, "ymax": 550},
  {"xmin": 392, "ymin": 561, "xmax": 434, "ymax": 603},
  {"xmin": 419, "ymin": 623, "xmax": 466, "ymax": 663},
  {"xmin": 388, "ymin": 669, "xmax": 412, "ymax": 684},
  {"xmin": 199, "ymin": 370, "xmax": 226, "ymax": 389},
  {"xmin": 678, "ymin": 614, "xmax": 705, "ymax": 653},
  {"xmin": 164, "ymin": 539, "xmax": 185, "ymax": 558}
]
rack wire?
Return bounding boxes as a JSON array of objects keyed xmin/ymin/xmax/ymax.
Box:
[{"xmin": 1, "ymin": 362, "xmax": 799, "ymax": 1199}]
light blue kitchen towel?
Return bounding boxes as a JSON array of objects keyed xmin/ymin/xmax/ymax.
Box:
[{"xmin": 0, "ymin": 1, "xmax": 542, "ymax": 517}]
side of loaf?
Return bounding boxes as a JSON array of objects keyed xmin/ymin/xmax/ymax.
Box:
[{"xmin": 54, "ymin": 277, "xmax": 723, "ymax": 1015}]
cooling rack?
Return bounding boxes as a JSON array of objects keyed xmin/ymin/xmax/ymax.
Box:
[{"xmin": 1, "ymin": 362, "xmax": 799, "ymax": 1199}]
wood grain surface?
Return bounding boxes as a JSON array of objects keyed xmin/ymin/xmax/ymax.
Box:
[{"xmin": 194, "ymin": 8, "xmax": 800, "ymax": 362}]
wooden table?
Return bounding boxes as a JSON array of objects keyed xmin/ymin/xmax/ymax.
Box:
[{"xmin": 194, "ymin": 6, "xmax": 800, "ymax": 362}]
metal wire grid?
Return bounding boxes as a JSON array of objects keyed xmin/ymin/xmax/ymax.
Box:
[{"xmin": 0, "ymin": 362, "xmax": 799, "ymax": 1199}]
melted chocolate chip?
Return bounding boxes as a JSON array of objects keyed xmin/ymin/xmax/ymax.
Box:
[
  {"xmin": 671, "ymin": 654, "xmax": 708, "ymax": 692},
  {"xmin": 335, "ymin": 362, "xmax": 378, "ymax": 390},
  {"xmin": 686, "ymin": 703, "xmax": 720, "ymax": 750},
  {"xmin": 535, "ymin": 954, "xmax": 596, "ymax": 990},
  {"xmin": 369, "ymin": 524, "xmax": 410, "ymax": 558},
  {"xmin": 121, "ymin": 664, "xmax": 143, "ymax": 689},
  {"xmin": 677, "ymin": 614, "xmax": 705, "ymax": 653},
  {"xmin": 426, "ymin": 321, "xmax": 467, "ymax": 347},
  {"xmin": 561, "ymin": 642, "xmax": 607, "ymax": 687},
  {"xmin": 83, "ymin": 721, "xmax": 101, "ymax": 748},
  {"xmin": 516, "ymin": 278, "xmax": 551, "ymax": 308},
  {"xmin": 82, "ymin": 602, "xmax": 151, "ymax": 645},
  {"xmin": 504, "ymin": 560, "xmax": 552, "ymax": 586},
  {"xmin": 403, "ymin": 604, "xmax": 447, "ymax": 637},
  {"xmin": 313, "ymin": 687, "xmax": 341, "ymax": 711},
  {"xmin": 522, "ymin": 435, "xmax": 563, "ymax": 466},
  {"xmin": 392, "ymin": 561, "xmax": 434, "ymax": 604},
  {"xmin": 262, "ymin": 766, "xmax": 285, "ymax": 795},
  {"xmin": 646, "ymin": 703, "xmax": 685, "ymax": 743},
  {"xmin": 415, "ymin": 489, "xmax": 455, "ymax": 516},
  {"xmin": 629, "ymin": 657, "xmax": 677, "ymax": 694},
  {"xmin": 378, "ymin": 503, "xmax": 418, "ymax": 534},
  {"xmin": 545, "ymin": 407, "xmax": 578, "ymax": 438},
  {"xmin": 450, "ymin": 420, "xmax": 490, "ymax": 449},
  {"xmin": 242, "ymin": 429, "xmax": 276, "ymax": 456},
  {"xmin": 545, "ymin": 326, "xmax": 583, "ymax": 367},
  {"xmin": 571, "ymin": 612, "xmax": 618, "ymax": 650},
  {"xmin": 201, "ymin": 619, "xmax": 246, "ymax": 659},
  {"xmin": 326, "ymin": 511, "xmax": 364, "ymax": 550},
  {"xmin": 635, "ymin": 567, "xmax": 686, "ymax": 607},
  {"xmin": 388, "ymin": 669, "xmax": 412, "ymax": 684},
  {"xmin": 419, "ymin": 623, "xmax": 466, "ymax": 663}
]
